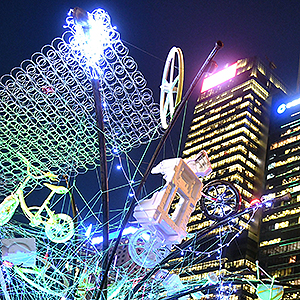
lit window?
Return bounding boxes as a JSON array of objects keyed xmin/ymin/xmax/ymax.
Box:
[
  {"xmin": 268, "ymin": 163, "xmax": 275, "ymax": 170},
  {"xmin": 271, "ymin": 134, "xmax": 300, "ymax": 150},
  {"xmin": 260, "ymin": 238, "xmax": 281, "ymax": 247},
  {"xmin": 274, "ymin": 221, "xmax": 289, "ymax": 229}
]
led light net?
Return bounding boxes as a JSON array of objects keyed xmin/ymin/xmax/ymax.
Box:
[
  {"xmin": 0, "ymin": 207, "xmax": 260, "ymax": 300},
  {"xmin": 0, "ymin": 8, "xmax": 162, "ymax": 198}
]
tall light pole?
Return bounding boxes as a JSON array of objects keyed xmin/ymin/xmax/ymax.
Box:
[
  {"xmin": 72, "ymin": 7, "xmax": 110, "ymax": 300},
  {"xmin": 91, "ymin": 78, "xmax": 110, "ymax": 300}
]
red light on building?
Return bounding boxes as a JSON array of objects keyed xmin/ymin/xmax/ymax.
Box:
[
  {"xmin": 201, "ymin": 62, "xmax": 237, "ymax": 93},
  {"xmin": 250, "ymin": 198, "xmax": 261, "ymax": 206}
]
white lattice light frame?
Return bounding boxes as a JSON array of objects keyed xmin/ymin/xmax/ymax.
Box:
[{"xmin": 0, "ymin": 8, "xmax": 162, "ymax": 198}]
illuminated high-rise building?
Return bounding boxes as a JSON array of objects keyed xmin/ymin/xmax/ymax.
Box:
[
  {"xmin": 177, "ymin": 57, "xmax": 288, "ymax": 299},
  {"xmin": 259, "ymin": 93, "xmax": 300, "ymax": 299}
]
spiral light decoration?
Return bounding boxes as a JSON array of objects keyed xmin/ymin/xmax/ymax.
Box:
[{"xmin": 0, "ymin": 8, "xmax": 162, "ymax": 198}]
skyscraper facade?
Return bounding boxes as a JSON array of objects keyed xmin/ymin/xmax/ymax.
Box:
[
  {"xmin": 178, "ymin": 57, "xmax": 287, "ymax": 299},
  {"xmin": 259, "ymin": 93, "xmax": 300, "ymax": 300}
]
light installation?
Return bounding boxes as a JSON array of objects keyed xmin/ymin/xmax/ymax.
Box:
[
  {"xmin": 201, "ymin": 62, "xmax": 237, "ymax": 93},
  {"xmin": 0, "ymin": 7, "xmax": 162, "ymax": 199},
  {"xmin": 0, "ymin": 153, "xmax": 74, "ymax": 243},
  {"xmin": 0, "ymin": 7, "xmax": 288, "ymax": 300},
  {"xmin": 160, "ymin": 46, "xmax": 184, "ymax": 129}
]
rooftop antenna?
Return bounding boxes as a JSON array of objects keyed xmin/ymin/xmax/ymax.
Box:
[{"xmin": 265, "ymin": 55, "xmax": 277, "ymax": 70}]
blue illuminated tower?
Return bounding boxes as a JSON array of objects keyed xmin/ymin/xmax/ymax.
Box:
[{"xmin": 260, "ymin": 93, "xmax": 300, "ymax": 299}]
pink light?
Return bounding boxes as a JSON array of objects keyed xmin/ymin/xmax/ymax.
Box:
[
  {"xmin": 201, "ymin": 62, "xmax": 237, "ymax": 93},
  {"xmin": 3, "ymin": 261, "xmax": 13, "ymax": 268},
  {"xmin": 250, "ymin": 198, "xmax": 261, "ymax": 206}
]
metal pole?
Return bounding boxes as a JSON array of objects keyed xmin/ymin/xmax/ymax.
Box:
[
  {"xmin": 63, "ymin": 175, "xmax": 78, "ymax": 300},
  {"xmin": 64, "ymin": 175, "xmax": 78, "ymax": 227},
  {"xmin": 92, "ymin": 79, "xmax": 110, "ymax": 300},
  {"xmin": 95, "ymin": 41, "xmax": 223, "ymax": 298}
]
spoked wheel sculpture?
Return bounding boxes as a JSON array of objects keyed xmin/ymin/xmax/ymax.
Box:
[
  {"xmin": 200, "ymin": 180, "xmax": 241, "ymax": 220},
  {"xmin": 128, "ymin": 228, "xmax": 171, "ymax": 269},
  {"xmin": 160, "ymin": 46, "xmax": 184, "ymax": 129}
]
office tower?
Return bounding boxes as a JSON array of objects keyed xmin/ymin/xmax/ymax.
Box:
[
  {"xmin": 177, "ymin": 57, "xmax": 287, "ymax": 299},
  {"xmin": 260, "ymin": 93, "xmax": 300, "ymax": 299}
]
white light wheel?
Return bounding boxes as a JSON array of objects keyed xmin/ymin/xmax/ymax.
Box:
[
  {"xmin": 128, "ymin": 228, "xmax": 171, "ymax": 268},
  {"xmin": 200, "ymin": 180, "xmax": 241, "ymax": 220},
  {"xmin": 45, "ymin": 213, "xmax": 74, "ymax": 243},
  {"xmin": 207, "ymin": 271, "xmax": 219, "ymax": 284},
  {"xmin": 160, "ymin": 47, "xmax": 184, "ymax": 129}
]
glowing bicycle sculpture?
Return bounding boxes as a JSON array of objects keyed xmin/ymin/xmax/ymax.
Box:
[
  {"xmin": 0, "ymin": 153, "xmax": 74, "ymax": 243},
  {"xmin": 129, "ymin": 150, "xmax": 241, "ymax": 268}
]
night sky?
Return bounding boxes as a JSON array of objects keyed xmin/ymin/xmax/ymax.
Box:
[
  {"xmin": 1, "ymin": 1, "xmax": 300, "ymax": 93},
  {"xmin": 1, "ymin": 1, "xmax": 300, "ymax": 225}
]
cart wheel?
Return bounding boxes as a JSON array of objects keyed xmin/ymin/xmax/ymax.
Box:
[
  {"xmin": 200, "ymin": 180, "xmax": 241, "ymax": 220},
  {"xmin": 128, "ymin": 228, "xmax": 171, "ymax": 268},
  {"xmin": 45, "ymin": 213, "xmax": 74, "ymax": 243}
]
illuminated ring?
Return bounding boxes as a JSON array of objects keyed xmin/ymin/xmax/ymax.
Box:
[
  {"xmin": 277, "ymin": 103, "xmax": 286, "ymax": 114},
  {"xmin": 45, "ymin": 213, "xmax": 74, "ymax": 243},
  {"xmin": 200, "ymin": 180, "xmax": 241, "ymax": 220},
  {"xmin": 160, "ymin": 47, "xmax": 184, "ymax": 129},
  {"xmin": 128, "ymin": 228, "xmax": 171, "ymax": 268}
]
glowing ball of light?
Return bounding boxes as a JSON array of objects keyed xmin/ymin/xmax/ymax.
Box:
[{"xmin": 277, "ymin": 103, "xmax": 286, "ymax": 114}]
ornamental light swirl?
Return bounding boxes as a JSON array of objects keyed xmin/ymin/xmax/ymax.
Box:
[{"xmin": 0, "ymin": 8, "xmax": 162, "ymax": 198}]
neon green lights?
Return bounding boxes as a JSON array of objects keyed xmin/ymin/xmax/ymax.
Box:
[{"xmin": 0, "ymin": 153, "xmax": 74, "ymax": 243}]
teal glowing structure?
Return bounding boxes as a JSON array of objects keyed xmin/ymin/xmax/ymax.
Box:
[{"xmin": 0, "ymin": 153, "xmax": 74, "ymax": 244}]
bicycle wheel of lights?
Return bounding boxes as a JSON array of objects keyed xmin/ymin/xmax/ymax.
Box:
[
  {"xmin": 128, "ymin": 228, "xmax": 171, "ymax": 268},
  {"xmin": 0, "ymin": 195, "xmax": 19, "ymax": 226},
  {"xmin": 200, "ymin": 180, "xmax": 241, "ymax": 220},
  {"xmin": 14, "ymin": 258, "xmax": 69, "ymax": 297},
  {"xmin": 45, "ymin": 213, "xmax": 74, "ymax": 243}
]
